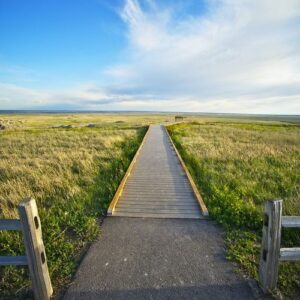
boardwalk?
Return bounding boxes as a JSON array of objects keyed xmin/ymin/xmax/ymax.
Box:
[
  {"xmin": 64, "ymin": 125, "xmax": 258, "ymax": 300},
  {"xmin": 113, "ymin": 125, "xmax": 203, "ymax": 219}
]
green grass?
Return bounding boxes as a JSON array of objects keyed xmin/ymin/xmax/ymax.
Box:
[
  {"xmin": 167, "ymin": 121, "xmax": 300, "ymax": 297},
  {"xmin": 0, "ymin": 116, "xmax": 147, "ymax": 299},
  {"xmin": 1, "ymin": 112, "xmax": 299, "ymax": 298}
]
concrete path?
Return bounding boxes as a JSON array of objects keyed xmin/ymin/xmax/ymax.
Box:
[
  {"xmin": 113, "ymin": 125, "xmax": 203, "ymax": 219},
  {"xmin": 64, "ymin": 218, "xmax": 258, "ymax": 300}
]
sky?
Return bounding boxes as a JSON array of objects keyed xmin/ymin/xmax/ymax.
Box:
[{"xmin": 0, "ymin": 0, "xmax": 300, "ymax": 114}]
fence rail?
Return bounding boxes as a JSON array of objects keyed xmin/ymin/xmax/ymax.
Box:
[
  {"xmin": 259, "ymin": 199, "xmax": 300, "ymax": 293},
  {"xmin": 0, "ymin": 219, "xmax": 22, "ymax": 230},
  {"xmin": 282, "ymin": 216, "xmax": 300, "ymax": 228},
  {"xmin": 0, "ymin": 198, "xmax": 53, "ymax": 300}
]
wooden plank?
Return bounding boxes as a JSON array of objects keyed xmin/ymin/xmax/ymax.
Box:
[
  {"xmin": 282, "ymin": 216, "xmax": 300, "ymax": 228},
  {"xmin": 117, "ymin": 202, "xmax": 198, "ymax": 208},
  {"xmin": 119, "ymin": 193, "xmax": 194, "ymax": 197},
  {"xmin": 123, "ymin": 185, "xmax": 194, "ymax": 195},
  {"xmin": 117, "ymin": 195, "xmax": 196, "ymax": 201},
  {"xmin": 120, "ymin": 195, "xmax": 195, "ymax": 200},
  {"xmin": 115, "ymin": 207, "xmax": 201, "ymax": 213},
  {"xmin": 0, "ymin": 256, "xmax": 27, "ymax": 266},
  {"xmin": 126, "ymin": 176, "xmax": 188, "ymax": 179},
  {"xmin": 18, "ymin": 198, "xmax": 53, "ymax": 300},
  {"xmin": 164, "ymin": 126, "xmax": 209, "ymax": 216},
  {"xmin": 125, "ymin": 184, "xmax": 191, "ymax": 189},
  {"xmin": 126, "ymin": 177, "xmax": 189, "ymax": 181},
  {"xmin": 107, "ymin": 127, "xmax": 149, "ymax": 216},
  {"xmin": 0, "ymin": 219, "xmax": 22, "ymax": 231},
  {"xmin": 117, "ymin": 207, "xmax": 200, "ymax": 211},
  {"xmin": 117, "ymin": 202, "xmax": 199, "ymax": 207},
  {"xmin": 259, "ymin": 200, "xmax": 282, "ymax": 293},
  {"xmin": 124, "ymin": 182, "xmax": 191, "ymax": 187},
  {"xmin": 113, "ymin": 211, "xmax": 205, "ymax": 219},
  {"xmin": 280, "ymin": 248, "xmax": 300, "ymax": 261},
  {"xmin": 125, "ymin": 180, "xmax": 190, "ymax": 185},
  {"xmin": 117, "ymin": 204, "xmax": 198, "ymax": 208},
  {"xmin": 117, "ymin": 201, "xmax": 197, "ymax": 205},
  {"xmin": 124, "ymin": 184, "xmax": 191, "ymax": 189},
  {"xmin": 117, "ymin": 197, "xmax": 197, "ymax": 202}
]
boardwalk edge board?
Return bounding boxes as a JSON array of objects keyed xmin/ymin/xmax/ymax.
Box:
[
  {"xmin": 164, "ymin": 126, "xmax": 209, "ymax": 217},
  {"xmin": 107, "ymin": 126, "xmax": 150, "ymax": 216}
]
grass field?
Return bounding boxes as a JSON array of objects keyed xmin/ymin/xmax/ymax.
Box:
[
  {"xmin": 167, "ymin": 120, "xmax": 300, "ymax": 297},
  {"xmin": 0, "ymin": 114, "xmax": 149, "ymax": 299},
  {"xmin": 0, "ymin": 112, "xmax": 175, "ymax": 130},
  {"xmin": 1, "ymin": 113, "xmax": 299, "ymax": 298}
]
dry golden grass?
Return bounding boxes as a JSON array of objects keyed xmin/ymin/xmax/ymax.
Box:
[
  {"xmin": 0, "ymin": 128, "xmax": 135, "ymax": 218},
  {"xmin": 0, "ymin": 114, "xmax": 147, "ymax": 299},
  {"xmin": 0, "ymin": 112, "xmax": 175, "ymax": 130}
]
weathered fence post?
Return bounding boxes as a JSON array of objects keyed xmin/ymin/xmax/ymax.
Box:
[
  {"xmin": 259, "ymin": 199, "xmax": 282, "ymax": 292},
  {"xmin": 18, "ymin": 198, "xmax": 53, "ymax": 300}
]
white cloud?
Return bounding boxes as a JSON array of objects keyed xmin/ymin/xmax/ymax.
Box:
[
  {"xmin": 0, "ymin": 83, "xmax": 111, "ymax": 110},
  {"xmin": 0, "ymin": 83, "xmax": 50, "ymax": 109},
  {"xmin": 105, "ymin": 0, "xmax": 300, "ymax": 113}
]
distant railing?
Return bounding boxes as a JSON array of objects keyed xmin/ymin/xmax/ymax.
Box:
[
  {"xmin": 259, "ymin": 199, "xmax": 300, "ymax": 293},
  {"xmin": 0, "ymin": 198, "xmax": 53, "ymax": 300}
]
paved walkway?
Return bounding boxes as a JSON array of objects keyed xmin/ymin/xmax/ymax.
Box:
[
  {"xmin": 113, "ymin": 125, "xmax": 203, "ymax": 219},
  {"xmin": 64, "ymin": 218, "xmax": 258, "ymax": 300},
  {"xmin": 64, "ymin": 125, "xmax": 260, "ymax": 299}
]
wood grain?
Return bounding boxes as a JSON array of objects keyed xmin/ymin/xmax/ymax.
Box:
[
  {"xmin": 259, "ymin": 200, "xmax": 282, "ymax": 292},
  {"xmin": 18, "ymin": 198, "xmax": 53, "ymax": 300}
]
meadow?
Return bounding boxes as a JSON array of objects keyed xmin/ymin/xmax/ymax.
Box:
[
  {"xmin": 0, "ymin": 113, "xmax": 152, "ymax": 299},
  {"xmin": 1, "ymin": 113, "xmax": 299, "ymax": 299},
  {"xmin": 167, "ymin": 120, "xmax": 300, "ymax": 297}
]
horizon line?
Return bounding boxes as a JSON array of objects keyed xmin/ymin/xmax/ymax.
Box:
[{"xmin": 0, "ymin": 109, "xmax": 299, "ymax": 117}]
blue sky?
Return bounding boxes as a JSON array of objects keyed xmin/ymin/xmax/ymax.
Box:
[{"xmin": 0, "ymin": 0, "xmax": 300, "ymax": 113}]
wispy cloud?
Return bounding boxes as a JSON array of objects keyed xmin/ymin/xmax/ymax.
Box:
[
  {"xmin": 1, "ymin": 0, "xmax": 300, "ymax": 113},
  {"xmin": 104, "ymin": 0, "xmax": 300, "ymax": 112}
]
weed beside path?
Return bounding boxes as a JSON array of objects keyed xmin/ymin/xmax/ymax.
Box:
[
  {"xmin": 167, "ymin": 121, "xmax": 300, "ymax": 297},
  {"xmin": 0, "ymin": 124, "xmax": 147, "ymax": 299}
]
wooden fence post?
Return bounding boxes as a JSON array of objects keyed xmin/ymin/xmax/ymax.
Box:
[
  {"xmin": 18, "ymin": 198, "xmax": 53, "ymax": 300},
  {"xmin": 259, "ymin": 199, "xmax": 282, "ymax": 292}
]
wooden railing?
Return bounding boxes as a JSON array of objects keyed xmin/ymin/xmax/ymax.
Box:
[
  {"xmin": 0, "ymin": 198, "xmax": 53, "ymax": 300},
  {"xmin": 259, "ymin": 199, "xmax": 300, "ymax": 292}
]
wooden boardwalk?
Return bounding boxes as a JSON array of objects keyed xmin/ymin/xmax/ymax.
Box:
[
  {"xmin": 64, "ymin": 126, "xmax": 257, "ymax": 300},
  {"xmin": 112, "ymin": 125, "xmax": 205, "ymax": 219}
]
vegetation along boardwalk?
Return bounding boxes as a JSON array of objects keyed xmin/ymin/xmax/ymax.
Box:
[{"xmin": 64, "ymin": 124, "xmax": 259, "ymax": 300}]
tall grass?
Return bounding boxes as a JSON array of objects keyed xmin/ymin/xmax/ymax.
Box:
[
  {"xmin": 168, "ymin": 121, "xmax": 300, "ymax": 297},
  {"xmin": 0, "ymin": 124, "xmax": 146, "ymax": 299}
]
